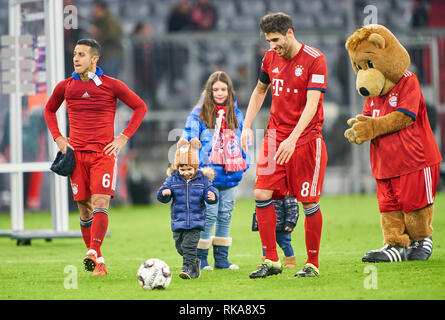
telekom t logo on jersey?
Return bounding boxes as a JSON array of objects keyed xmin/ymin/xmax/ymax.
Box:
[
  {"xmin": 272, "ymin": 78, "xmax": 298, "ymax": 96},
  {"xmin": 272, "ymin": 79, "xmax": 284, "ymax": 96}
]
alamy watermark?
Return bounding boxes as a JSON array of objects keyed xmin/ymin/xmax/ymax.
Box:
[
  {"xmin": 64, "ymin": 265, "xmax": 78, "ymax": 289},
  {"xmin": 363, "ymin": 265, "xmax": 378, "ymax": 290},
  {"xmin": 363, "ymin": 4, "xmax": 378, "ymax": 25},
  {"xmin": 64, "ymin": 5, "xmax": 78, "ymax": 30}
]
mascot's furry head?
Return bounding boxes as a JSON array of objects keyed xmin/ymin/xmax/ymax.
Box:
[{"xmin": 345, "ymin": 24, "xmax": 410, "ymax": 98}]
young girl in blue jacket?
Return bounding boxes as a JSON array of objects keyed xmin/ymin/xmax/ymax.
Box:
[{"xmin": 180, "ymin": 71, "xmax": 249, "ymax": 270}]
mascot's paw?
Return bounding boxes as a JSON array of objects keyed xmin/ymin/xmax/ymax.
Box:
[
  {"xmin": 407, "ymin": 236, "xmax": 433, "ymax": 261},
  {"xmin": 347, "ymin": 116, "xmax": 359, "ymax": 127},
  {"xmin": 351, "ymin": 115, "xmax": 375, "ymax": 142},
  {"xmin": 362, "ymin": 244, "xmax": 407, "ymax": 263},
  {"xmin": 344, "ymin": 128, "xmax": 364, "ymax": 145},
  {"xmin": 344, "ymin": 115, "xmax": 364, "ymax": 145}
]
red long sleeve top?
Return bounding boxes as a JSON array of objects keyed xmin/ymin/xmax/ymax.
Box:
[{"xmin": 44, "ymin": 70, "xmax": 147, "ymax": 152}]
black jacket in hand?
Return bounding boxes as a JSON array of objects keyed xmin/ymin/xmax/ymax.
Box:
[
  {"xmin": 274, "ymin": 196, "xmax": 299, "ymax": 231},
  {"xmin": 252, "ymin": 196, "xmax": 299, "ymax": 232}
]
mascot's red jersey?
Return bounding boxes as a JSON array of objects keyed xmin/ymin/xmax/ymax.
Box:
[{"xmin": 362, "ymin": 70, "xmax": 442, "ymax": 179}]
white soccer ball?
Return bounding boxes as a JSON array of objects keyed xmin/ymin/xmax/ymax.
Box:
[{"xmin": 137, "ymin": 258, "xmax": 172, "ymax": 290}]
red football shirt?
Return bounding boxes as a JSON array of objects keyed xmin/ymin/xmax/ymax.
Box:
[
  {"xmin": 362, "ymin": 70, "xmax": 442, "ymax": 179},
  {"xmin": 45, "ymin": 70, "xmax": 147, "ymax": 152},
  {"xmin": 260, "ymin": 44, "xmax": 327, "ymax": 145}
]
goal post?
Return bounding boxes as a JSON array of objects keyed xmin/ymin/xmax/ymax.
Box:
[
  {"xmin": 44, "ymin": 0, "xmax": 70, "ymax": 234},
  {"xmin": 0, "ymin": 0, "xmax": 78, "ymax": 244}
]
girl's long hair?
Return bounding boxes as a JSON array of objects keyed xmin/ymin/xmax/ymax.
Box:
[{"xmin": 198, "ymin": 71, "xmax": 238, "ymax": 129}]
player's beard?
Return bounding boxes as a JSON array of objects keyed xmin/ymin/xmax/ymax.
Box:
[
  {"xmin": 74, "ymin": 63, "xmax": 95, "ymax": 80},
  {"xmin": 74, "ymin": 64, "xmax": 88, "ymax": 75},
  {"xmin": 276, "ymin": 42, "xmax": 290, "ymax": 58},
  {"xmin": 74, "ymin": 58, "xmax": 95, "ymax": 76}
]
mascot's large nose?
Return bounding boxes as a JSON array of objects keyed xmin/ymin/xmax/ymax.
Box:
[{"xmin": 359, "ymin": 87, "xmax": 370, "ymax": 96}]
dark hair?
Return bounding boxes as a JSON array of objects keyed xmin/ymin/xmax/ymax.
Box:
[
  {"xmin": 76, "ymin": 39, "xmax": 101, "ymax": 56},
  {"xmin": 198, "ymin": 71, "xmax": 238, "ymax": 130},
  {"xmin": 260, "ymin": 12, "xmax": 294, "ymax": 35}
]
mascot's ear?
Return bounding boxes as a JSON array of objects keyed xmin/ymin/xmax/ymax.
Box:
[{"xmin": 368, "ymin": 33, "xmax": 385, "ymax": 49}]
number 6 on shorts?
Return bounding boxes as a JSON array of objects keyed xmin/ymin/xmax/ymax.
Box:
[{"xmin": 102, "ymin": 173, "xmax": 111, "ymax": 188}]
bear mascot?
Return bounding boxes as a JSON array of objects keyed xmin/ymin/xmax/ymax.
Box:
[{"xmin": 344, "ymin": 24, "xmax": 442, "ymax": 262}]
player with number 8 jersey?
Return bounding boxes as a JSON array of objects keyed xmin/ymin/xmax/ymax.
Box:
[
  {"xmin": 44, "ymin": 39, "xmax": 147, "ymax": 276},
  {"xmin": 241, "ymin": 13, "xmax": 327, "ymax": 278}
]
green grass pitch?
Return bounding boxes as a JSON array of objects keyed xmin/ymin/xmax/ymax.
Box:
[{"xmin": 0, "ymin": 193, "xmax": 444, "ymax": 300}]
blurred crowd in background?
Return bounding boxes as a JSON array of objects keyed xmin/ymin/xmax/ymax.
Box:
[{"xmin": 0, "ymin": 0, "xmax": 444, "ymax": 211}]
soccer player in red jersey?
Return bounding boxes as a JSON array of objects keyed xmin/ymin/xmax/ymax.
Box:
[
  {"xmin": 241, "ymin": 13, "xmax": 327, "ymax": 278},
  {"xmin": 44, "ymin": 39, "xmax": 147, "ymax": 275}
]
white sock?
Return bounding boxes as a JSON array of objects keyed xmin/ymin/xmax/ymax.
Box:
[{"xmin": 87, "ymin": 249, "xmax": 97, "ymax": 257}]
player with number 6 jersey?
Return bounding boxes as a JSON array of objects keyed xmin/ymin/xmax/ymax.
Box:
[
  {"xmin": 44, "ymin": 39, "xmax": 147, "ymax": 276},
  {"xmin": 241, "ymin": 12, "xmax": 327, "ymax": 278}
]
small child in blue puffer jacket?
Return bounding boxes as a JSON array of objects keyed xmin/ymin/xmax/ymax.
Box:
[{"xmin": 157, "ymin": 138, "xmax": 218, "ymax": 279}]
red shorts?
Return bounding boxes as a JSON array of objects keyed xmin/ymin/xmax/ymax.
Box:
[
  {"xmin": 255, "ymin": 136, "xmax": 327, "ymax": 203},
  {"xmin": 70, "ymin": 150, "xmax": 118, "ymax": 201},
  {"xmin": 376, "ymin": 164, "xmax": 440, "ymax": 213}
]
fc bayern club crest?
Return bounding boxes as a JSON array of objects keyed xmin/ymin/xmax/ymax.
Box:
[
  {"xmin": 225, "ymin": 137, "xmax": 241, "ymax": 157},
  {"xmin": 295, "ymin": 65, "xmax": 304, "ymax": 77},
  {"xmin": 71, "ymin": 183, "xmax": 79, "ymax": 195},
  {"xmin": 388, "ymin": 93, "xmax": 398, "ymax": 107}
]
